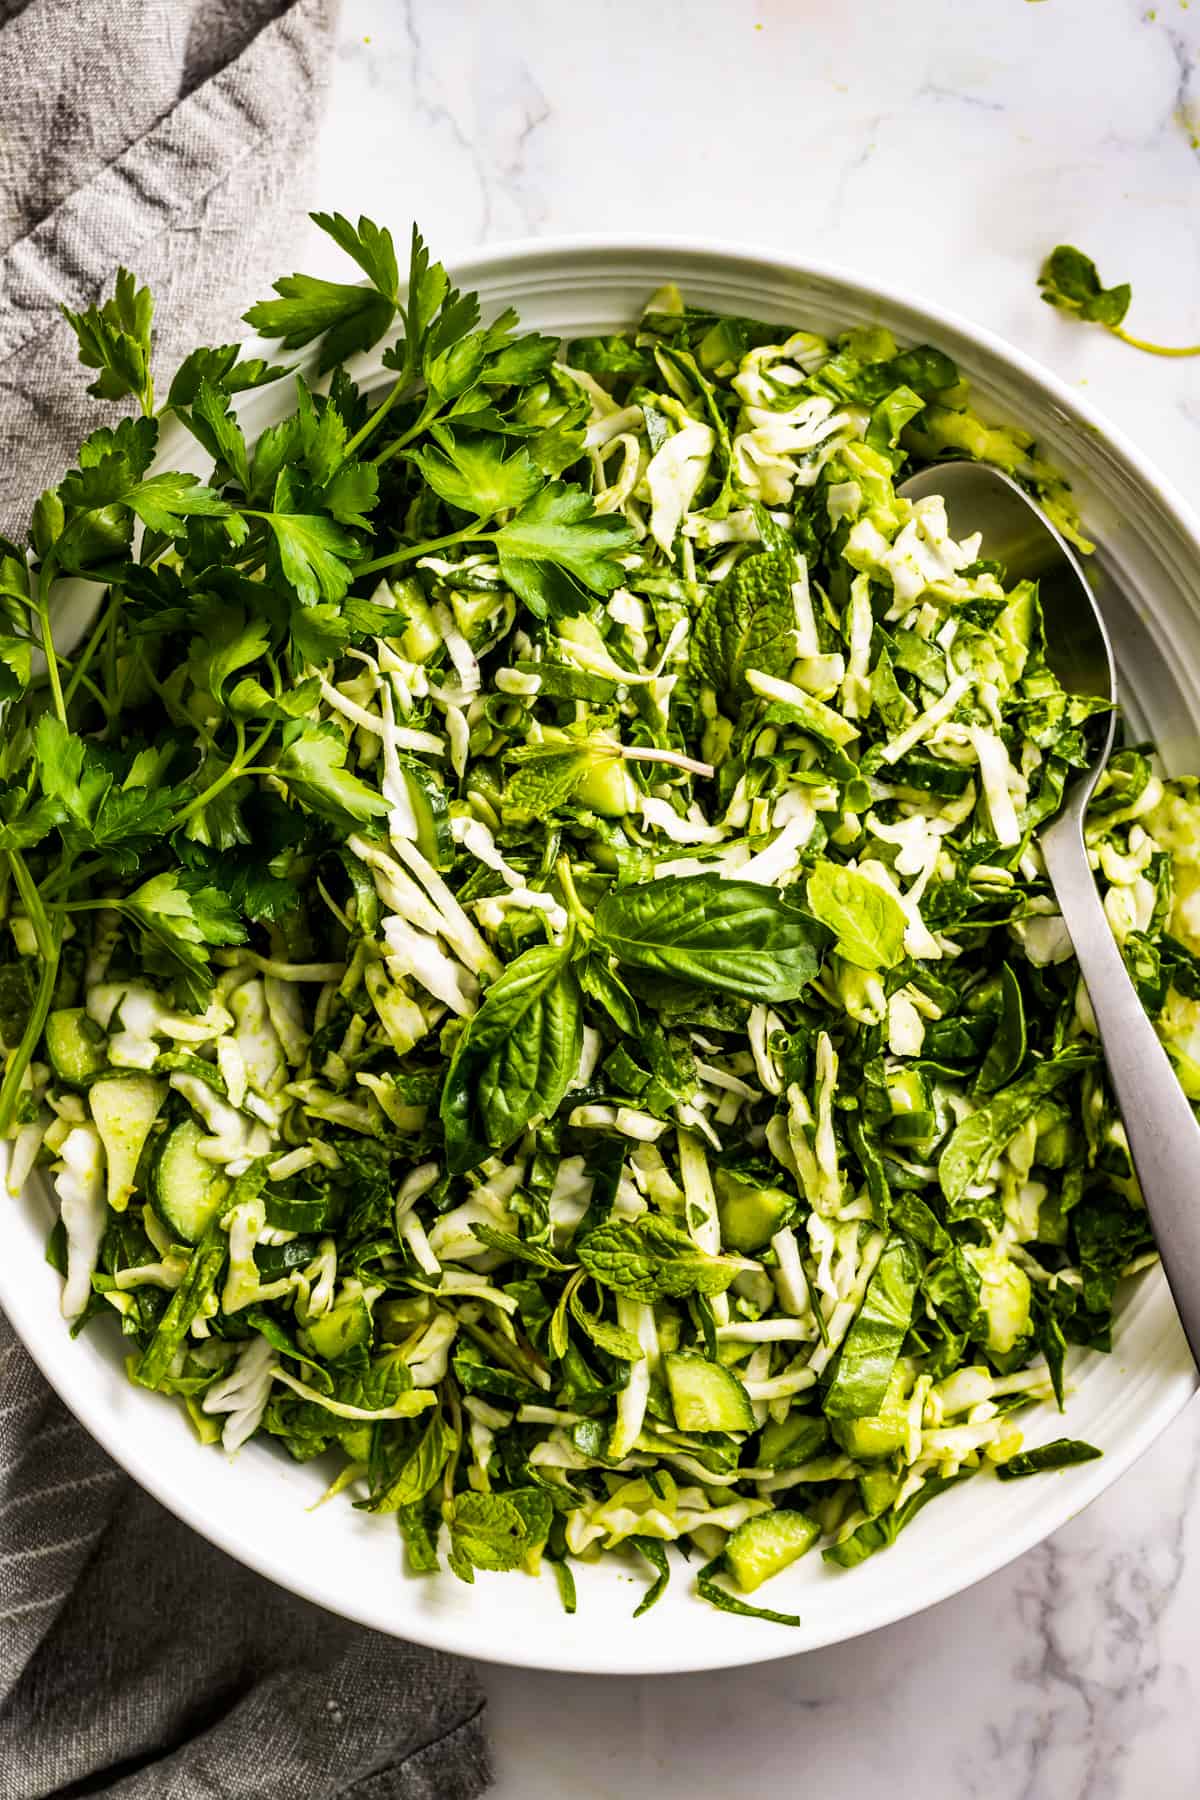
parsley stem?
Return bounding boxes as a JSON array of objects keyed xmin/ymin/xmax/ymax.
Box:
[
  {"xmin": 369, "ymin": 400, "xmax": 441, "ymax": 469},
  {"xmin": 167, "ymin": 720, "xmax": 274, "ymax": 832},
  {"xmin": 1111, "ymin": 327, "xmax": 1200, "ymax": 358},
  {"xmin": 357, "ymin": 524, "xmax": 484, "ymax": 578},
  {"xmin": 38, "ymin": 858, "xmax": 110, "ymax": 901},
  {"xmin": 0, "ymin": 852, "xmax": 62, "ymax": 1137},
  {"xmin": 32, "ymin": 555, "xmax": 67, "ymax": 726},
  {"xmin": 342, "ymin": 376, "xmax": 414, "ymax": 459},
  {"xmin": 62, "ymin": 597, "xmax": 114, "ymax": 712}
]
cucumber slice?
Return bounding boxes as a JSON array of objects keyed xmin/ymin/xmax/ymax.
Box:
[
  {"xmin": 45, "ymin": 1007, "xmax": 107, "ymax": 1087},
  {"xmin": 153, "ymin": 1118, "xmax": 230, "ymax": 1243},
  {"xmin": 725, "ymin": 1509, "xmax": 820, "ymax": 1592},
  {"xmin": 887, "ymin": 1110, "xmax": 937, "ymax": 1144},
  {"xmin": 713, "ymin": 1169, "xmax": 796, "ymax": 1254},
  {"xmin": 400, "ymin": 757, "xmax": 453, "ymax": 870},
  {"xmin": 300, "ymin": 1293, "xmax": 372, "ymax": 1361},
  {"xmin": 758, "ymin": 1411, "xmax": 830, "ymax": 1470},
  {"xmin": 89, "ymin": 1075, "xmax": 165, "ymax": 1212},
  {"xmin": 830, "ymin": 1366, "xmax": 910, "ymax": 1460},
  {"xmin": 664, "ymin": 1352, "xmax": 755, "ymax": 1434},
  {"xmin": 857, "ymin": 1466, "xmax": 902, "ymax": 1518}
]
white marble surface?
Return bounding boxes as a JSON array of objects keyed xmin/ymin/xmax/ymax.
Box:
[{"xmin": 311, "ymin": 2, "xmax": 1200, "ymax": 1793}]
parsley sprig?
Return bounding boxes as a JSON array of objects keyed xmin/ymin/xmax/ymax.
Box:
[{"xmin": 0, "ymin": 211, "xmax": 632, "ymax": 1131}]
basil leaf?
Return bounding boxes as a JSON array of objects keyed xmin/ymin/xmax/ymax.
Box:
[
  {"xmin": 440, "ymin": 942, "xmax": 582, "ymax": 1173},
  {"xmin": 595, "ymin": 875, "xmax": 827, "ymax": 1003}
]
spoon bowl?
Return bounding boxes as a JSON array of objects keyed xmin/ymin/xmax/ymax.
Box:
[{"xmin": 899, "ymin": 459, "xmax": 1200, "ymax": 1366}]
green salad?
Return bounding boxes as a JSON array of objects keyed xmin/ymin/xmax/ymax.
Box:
[{"xmin": 3, "ymin": 214, "xmax": 1198, "ymax": 1623}]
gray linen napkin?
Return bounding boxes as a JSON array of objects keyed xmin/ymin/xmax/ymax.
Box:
[{"xmin": 0, "ymin": 5, "xmax": 491, "ymax": 1795}]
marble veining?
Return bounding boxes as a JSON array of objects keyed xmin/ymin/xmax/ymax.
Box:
[{"xmin": 312, "ymin": 3, "xmax": 1200, "ymax": 1793}]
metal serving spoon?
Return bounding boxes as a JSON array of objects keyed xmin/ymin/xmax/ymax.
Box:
[{"xmin": 899, "ymin": 460, "xmax": 1200, "ymax": 1366}]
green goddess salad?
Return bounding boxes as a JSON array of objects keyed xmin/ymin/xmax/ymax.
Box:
[{"xmin": 1, "ymin": 214, "xmax": 1197, "ymax": 1622}]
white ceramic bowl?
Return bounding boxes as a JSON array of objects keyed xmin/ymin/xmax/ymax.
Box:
[{"xmin": 4, "ymin": 241, "xmax": 1199, "ymax": 1675}]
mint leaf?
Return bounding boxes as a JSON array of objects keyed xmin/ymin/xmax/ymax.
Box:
[
  {"xmin": 445, "ymin": 1490, "xmax": 545, "ymax": 1581},
  {"xmin": 576, "ymin": 1219, "xmax": 741, "ymax": 1304},
  {"xmin": 692, "ymin": 549, "xmax": 797, "ymax": 704},
  {"xmin": 806, "ymin": 861, "xmax": 907, "ymax": 971},
  {"xmin": 362, "ymin": 1410, "xmax": 452, "ymax": 1513}
]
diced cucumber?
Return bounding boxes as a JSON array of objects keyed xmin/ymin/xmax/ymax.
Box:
[
  {"xmin": 758, "ymin": 1411, "xmax": 830, "ymax": 1470},
  {"xmin": 725, "ymin": 1509, "xmax": 820, "ymax": 1592},
  {"xmin": 389, "ymin": 580, "xmax": 440, "ymax": 662},
  {"xmin": 153, "ymin": 1118, "xmax": 230, "ymax": 1243},
  {"xmin": 885, "ymin": 1064, "xmax": 931, "ymax": 1118},
  {"xmin": 858, "ymin": 1466, "xmax": 902, "ymax": 1518},
  {"xmin": 664, "ymin": 1352, "xmax": 755, "ymax": 1434},
  {"xmin": 400, "ymin": 757, "xmax": 454, "ymax": 870},
  {"xmin": 887, "ymin": 1109, "xmax": 937, "ymax": 1144},
  {"xmin": 89, "ymin": 1076, "xmax": 166, "ymax": 1212},
  {"xmin": 45, "ymin": 1007, "xmax": 107, "ymax": 1087},
  {"xmin": 713, "ymin": 1168, "xmax": 796, "ymax": 1254},
  {"xmin": 300, "ymin": 1293, "xmax": 372, "ymax": 1361},
  {"xmin": 830, "ymin": 1366, "xmax": 910, "ymax": 1460}
]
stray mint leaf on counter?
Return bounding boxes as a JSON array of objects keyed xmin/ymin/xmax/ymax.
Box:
[
  {"xmin": 6, "ymin": 211, "xmax": 1190, "ymax": 1631},
  {"xmin": 1038, "ymin": 244, "xmax": 1200, "ymax": 358}
]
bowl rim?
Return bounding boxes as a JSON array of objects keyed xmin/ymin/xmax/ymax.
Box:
[{"xmin": 3, "ymin": 232, "xmax": 1198, "ymax": 1675}]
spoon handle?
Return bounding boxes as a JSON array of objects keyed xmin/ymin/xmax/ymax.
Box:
[{"xmin": 1042, "ymin": 816, "xmax": 1200, "ymax": 1364}]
